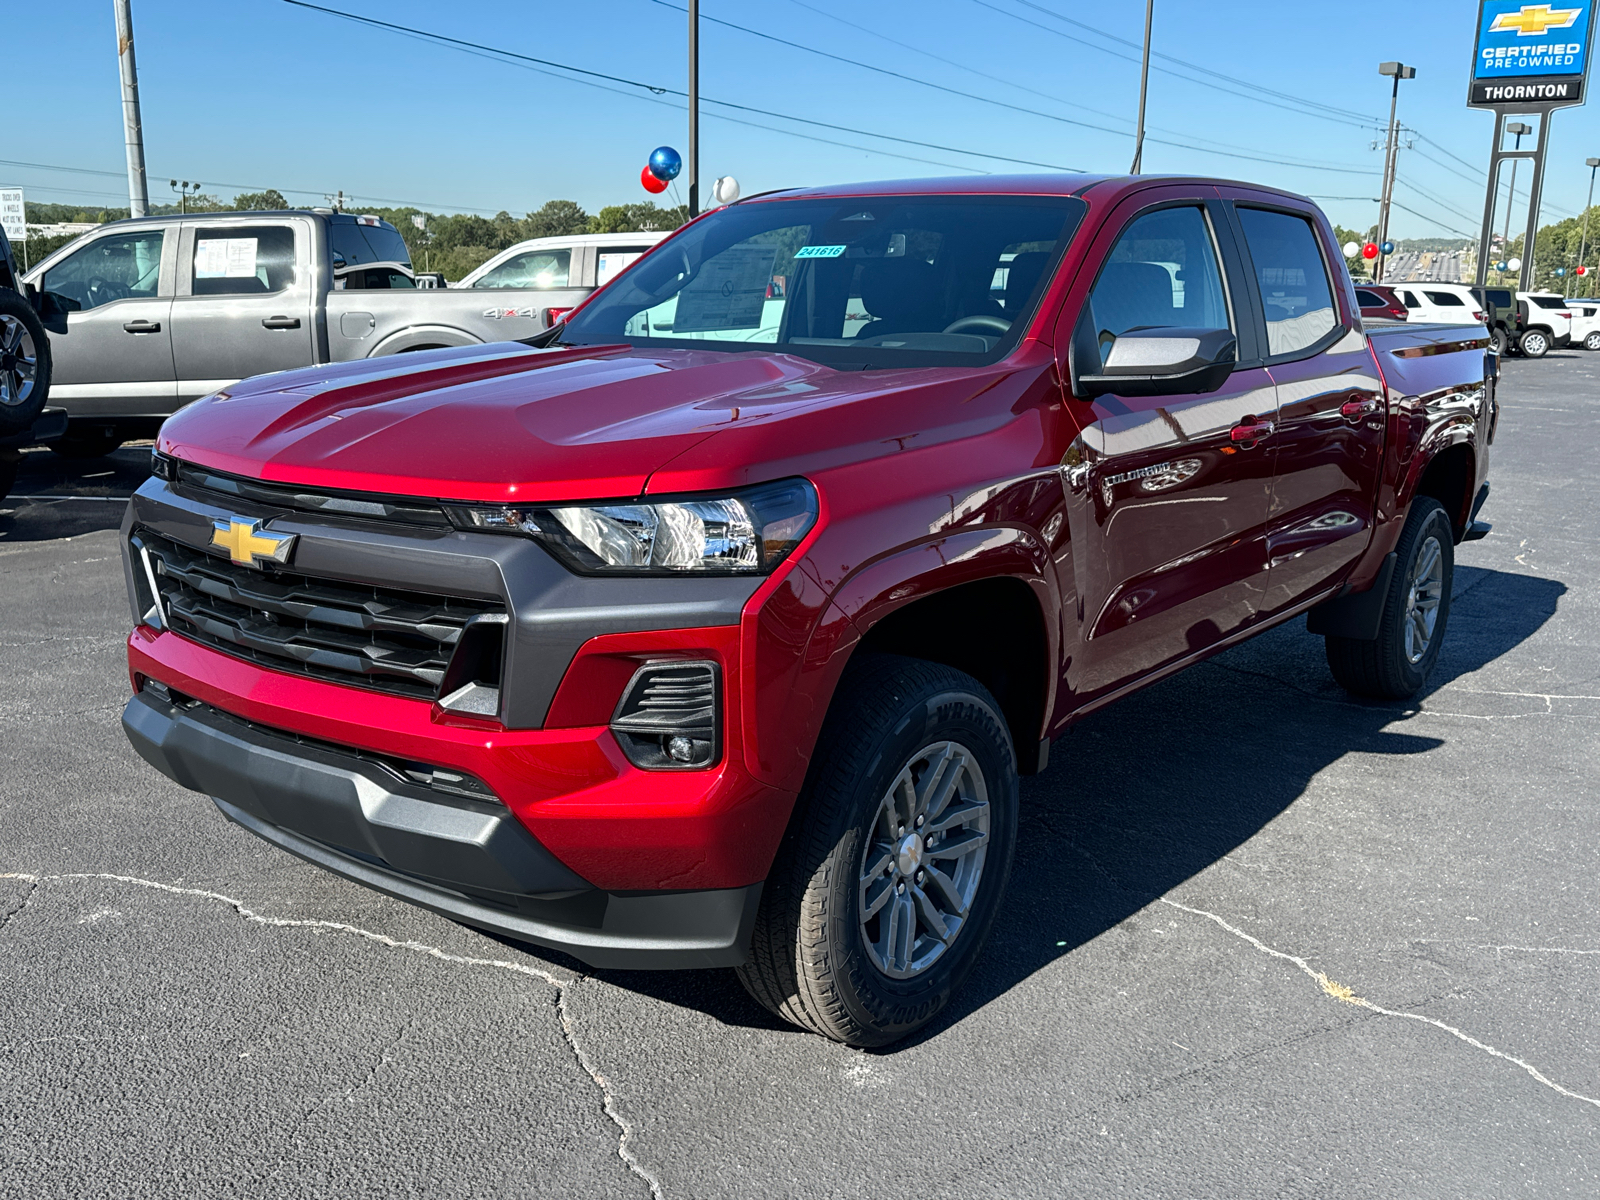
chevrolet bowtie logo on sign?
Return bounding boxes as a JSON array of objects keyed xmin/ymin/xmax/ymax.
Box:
[
  {"xmin": 211, "ymin": 517, "xmax": 296, "ymax": 569},
  {"xmin": 1492, "ymin": 4, "xmax": 1582, "ymax": 34}
]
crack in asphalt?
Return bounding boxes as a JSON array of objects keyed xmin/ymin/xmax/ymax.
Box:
[
  {"xmin": 1159, "ymin": 897, "xmax": 1600, "ymax": 1112},
  {"xmin": 0, "ymin": 878, "xmax": 39, "ymax": 932},
  {"xmin": 0, "ymin": 871, "xmax": 667, "ymax": 1199}
]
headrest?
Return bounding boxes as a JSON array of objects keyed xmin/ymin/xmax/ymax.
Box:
[
  {"xmin": 1092, "ymin": 261, "xmax": 1176, "ymax": 334},
  {"xmin": 857, "ymin": 258, "xmax": 940, "ymax": 326},
  {"xmin": 1004, "ymin": 251, "xmax": 1050, "ymax": 313}
]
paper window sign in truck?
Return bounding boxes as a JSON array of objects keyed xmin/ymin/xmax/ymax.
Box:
[{"xmin": 1471, "ymin": 1, "xmax": 1596, "ymax": 105}]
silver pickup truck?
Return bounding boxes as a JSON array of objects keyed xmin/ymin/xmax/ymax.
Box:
[{"xmin": 25, "ymin": 210, "xmax": 594, "ymax": 456}]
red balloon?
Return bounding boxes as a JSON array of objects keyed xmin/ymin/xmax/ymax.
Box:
[
  {"xmin": 1361, "ymin": 242, "xmax": 1379, "ymax": 260},
  {"xmin": 640, "ymin": 164, "xmax": 669, "ymax": 194},
  {"xmin": 1578, "ymin": 265, "xmax": 1589, "ymax": 276}
]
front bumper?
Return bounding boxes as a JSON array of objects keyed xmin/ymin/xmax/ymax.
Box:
[{"xmin": 122, "ymin": 686, "xmax": 763, "ymax": 969}]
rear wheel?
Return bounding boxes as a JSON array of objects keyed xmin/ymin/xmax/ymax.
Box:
[
  {"xmin": 0, "ymin": 291, "xmax": 50, "ymax": 436},
  {"xmin": 1520, "ymin": 328, "xmax": 1550, "ymax": 358},
  {"xmin": 1325, "ymin": 497, "xmax": 1454, "ymax": 699},
  {"xmin": 1584, "ymin": 331, "xmax": 1600, "ymax": 352},
  {"xmin": 1489, "ymin": 326, "xmax": 1510, "ymax": 355},
  {"xmin": 736, "ymin": 654, "xmax": 1019, "ymax": 1046}
]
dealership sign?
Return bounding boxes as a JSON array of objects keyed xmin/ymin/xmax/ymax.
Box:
[{"xmin": 1471, "ymin": 2, "xmax": 1595, "ymax": 105}]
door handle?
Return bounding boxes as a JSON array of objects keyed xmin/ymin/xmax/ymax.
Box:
[
  {"xmin": 1230, "ymin": 418, "xmax": 1275, "ymax": 445},
  {"xmin": 261, "ymin": 316, "xmax": 301, "ymax": 330},
  {"xmin": 1340, "ymin": 397, "xmax": 1380, "ymax": 420},
  {"xmin": 123, "ymin": 320, "xmax": 161, "ymax": 333}
]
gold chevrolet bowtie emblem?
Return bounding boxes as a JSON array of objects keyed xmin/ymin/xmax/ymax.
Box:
[
  {"xmin": 1491, "ymin": 4, "xmax": 1581, "ymax": 35},
  {"xmin": 210, "ymin": 517, "xmax": 296, "ymax": 569}
]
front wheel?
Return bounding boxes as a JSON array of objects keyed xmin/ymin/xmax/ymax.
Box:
[
  {"xmin": 1520, "ymin": 328, "xmax": 1550, "ymax": 358},
  {"xmin": 0, "ymin": 291, "xmax": 50, "ymax": 436},
  {"xmin": 1584, "ymin": 331, "xmax": 1600, "ymax": 352},
  {"xmin": 736, "ymin": 654, "xmax": 1019, "ymax": 1046},
  {"xmin": 1324, "ymin": 497, "xmax": 1454, "ymax": 699}
]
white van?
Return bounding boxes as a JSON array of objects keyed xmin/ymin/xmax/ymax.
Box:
[{"xmin": 1394, "ymin": 283, "xmax": 1484, "ymax": 325}]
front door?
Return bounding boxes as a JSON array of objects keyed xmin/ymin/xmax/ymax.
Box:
[
  {"xmin": 1059, "ymin": 198, "xmax": 1276, "ymax": 704},
  {"xmin": 1226, "ymin": 203, "xmax": 1386, "ymax": 616},
  {"xmin": 37, "ymin": 226, "xmax": 177, "ymax": 417},
  {"xmin": 170, "ymin": 219, "xmax": 315, "ymax": 400}
]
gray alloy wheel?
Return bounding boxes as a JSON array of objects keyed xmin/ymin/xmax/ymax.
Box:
[
  {"xmin": 0, "ymin": 312, "xmax": 38, "ymax": 411},
  {"xmin": 857, "ymin": 740, "xmax": 991, "ymax": 980},
  {"xmin": 1402, "ymin": 532, "xmax": 1445, "ymax": 664},
  {"xmin": 1585, "ymin": 331, "xmax": 1600, "ymax": 352},
  {"xmin": 1520, "ymin": 328, "xmax": 1550, "ymax": 358}
]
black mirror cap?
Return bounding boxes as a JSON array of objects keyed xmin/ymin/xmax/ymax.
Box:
[{"xmin": 1075, "ymin": 326, "xmax": 1237, "ymax": 398}]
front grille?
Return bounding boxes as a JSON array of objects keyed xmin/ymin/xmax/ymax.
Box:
[
  {"xmin": 167, "ymin": 457, "xmax": 452, "ymax": 528},
  {"xmin": 136, "ymin": 530, "xmax": 504, "ymax": 700}
]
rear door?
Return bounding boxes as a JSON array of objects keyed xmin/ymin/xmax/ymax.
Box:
[
  {"xmin": 170, "ymin": 218, "xmax": 315, "ymax": 400},
  {"xmin": 1224, "ymin": 198, "xmax": 1386, "ymax": 616},
  {"xmin": 36, "ymin": 224, "xmax": 177, "ymax": 417},
  {"xmin": 1056, "ymin": 189, "xmax": 1277, "ymax": 702}
]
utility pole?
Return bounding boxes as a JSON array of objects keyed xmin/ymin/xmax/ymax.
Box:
[
  {"xmin": 114, "ymin": 0, "xmax": 149, "ymax": 218},
  {"xmin": 1374, "ymin": 61, "xmax": 1415, "ymax": 284},
  {"xmin": 1129, "ymin": 0, "xmax": 1154, "ymax": 174},
  {"xmin": 688, "ymin": 0, "xmax": 699, "ymax": 217},
  {"xmin": 1580, "ymin": 157, "xmax": 1600, "ymax": 298}
]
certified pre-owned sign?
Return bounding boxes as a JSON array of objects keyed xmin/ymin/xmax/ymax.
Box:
[{"xmin": 1471, "ymin": 1, "xmax": 1596, "ymax": 105}]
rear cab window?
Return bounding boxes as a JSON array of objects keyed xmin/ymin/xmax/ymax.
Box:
[
  {"xmin": 597, "ymin": 247, "xmax": 652, "ymax": 287},
  {"xmin": 328, "ymin": 218, "xmax": 412, "ymax": 271},
  {"xmin": 1235, "ymin": 208, "xmax": 1339, "ymax": 356}
]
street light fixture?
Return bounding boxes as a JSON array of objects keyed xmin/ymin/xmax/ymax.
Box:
[
  {"xmin": 1374, "ymin": 62, "xmax": 1416, "ymax": 283},
  {"xmin": 1580, "ymin": 156, "xmax": 1600, "ymax": 298},
  {"xmin": 169, "ymin": 179, "xmax": 202, "ymax": 215}
]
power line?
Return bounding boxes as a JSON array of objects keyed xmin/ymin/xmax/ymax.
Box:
[{"xmin": 283, "ymin": 0, "xmax": 1081, "ymax": 171}]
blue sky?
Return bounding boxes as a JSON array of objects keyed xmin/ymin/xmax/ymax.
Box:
[{"xmin": 13, "ymin": 0, "xmax": 1600, "ymax": 240}]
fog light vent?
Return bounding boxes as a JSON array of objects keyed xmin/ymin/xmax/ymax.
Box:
[{"xmin": 610, "ymin": 660, "xmax": 720, "ymax": 770}]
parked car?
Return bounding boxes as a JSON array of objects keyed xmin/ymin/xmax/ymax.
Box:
[
  {"xmin": 454, "ymin": 231, "xmax": 669, "ymax": 324},
  {"xmin": 0, "ymin": 225, "xmax": 65, "ymax": 501},
  {"xmin": 1354, "ymin": 284, "xmax": 1407, "ymax": 321},
  {"xmin": 1512, "ymin": 291, "xmax": 1573, "ymax": 357},
  {"xmin": 1566, "ymin": 299, "xmax": 1600, "ymax": 350},
  {"xmin": 22, "ymin": 210, "xmax": 590, "ymax": 458},
  {"xmin": 1393, "ymin": 283, "xmax": 1485, "ymax": 326},
  {"xmin": 119, "ymin": 174, "xmax": 1494, "ymax": 1047}
]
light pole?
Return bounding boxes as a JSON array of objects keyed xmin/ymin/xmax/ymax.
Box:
[
  {"xmin": 1501, "ymin": 122, "xmax": 1532, "ymax": 274},
  {"xmin": 169, "ymin": 180, "xmax": 201, "ymax": 214},
  {"xmin": 1580, "ymin": 156, "xmax": 1600, "ymax": 298},
  {"xmin": 114, "ymin": 0, "xmax": 149, "ymax": 218},
  {"xmin": 687, "ymin": 0, "xmax": 699, "ymax": 216},
  {"xmin": 1130, "ymin": 0, "xmax": 1154, "ymax": 174},
  {"xmin": 1374, "ymin": 61, "xmax": 1415, "ymax": 283}
]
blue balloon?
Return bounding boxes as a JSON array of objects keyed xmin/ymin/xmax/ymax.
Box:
[
  {"xmin": 1380, "ymin": 240, "xmax": 1395, "ymax": 255},
  {"xmin": 649, "ymin": 146, "xmax": 682, "ymax": 182},
  {"xmin": 1557, "ymin": 267, "xmax": 1567, "ymax": 276}
]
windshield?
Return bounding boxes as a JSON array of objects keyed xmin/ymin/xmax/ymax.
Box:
[{"xmin": 557, "ymin": 194, "xmax": 1086, "ymax": 368}]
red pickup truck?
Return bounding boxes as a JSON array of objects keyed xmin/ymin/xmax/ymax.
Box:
[{"xmin": 120, "ymin": 175, "xmax": 1494, "ymax": 1046}]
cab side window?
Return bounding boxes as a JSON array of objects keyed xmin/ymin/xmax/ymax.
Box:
[
  {"xmin": 1424, "ymin": 290, "xmax": 1466, "ymax": 307},
  {"xmin": 475, "ymin": 250, "xmax": 571, "ymax": 289},
  {"xmin": 1236, "ymin": 208, "xmax": 1338, "ymax": 356},
  {"xmin": 192, "ymin": 225, "xmax": 297, "ymax": 296},
  {"xmin": 1086, "ymin": 206, "xmax": 1230, "ymax": 361},
  {"xmin": 42, "ymin": 230, "xmax": 165, "ymax": 312}
]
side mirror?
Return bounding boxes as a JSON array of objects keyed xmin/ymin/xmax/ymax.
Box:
[{"xmin": 1071, "ymin": 322, "xmax": 1238, "ymax": 399}]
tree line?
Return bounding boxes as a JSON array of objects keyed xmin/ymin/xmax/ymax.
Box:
[{"xmin": 22, "ymin": 194, "xmax": 689, "ymax": 280}]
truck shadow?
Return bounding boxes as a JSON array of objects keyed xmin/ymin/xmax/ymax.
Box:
[
  {"xmin": 0, "ymin": 445, "xmax": 149, "ymax": 544},
  {"xmin": 537, "ymin": 564, "xmax": 1568, "ymax": 1045}
]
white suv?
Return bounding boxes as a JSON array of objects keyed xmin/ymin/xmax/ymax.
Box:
[
  {"xmin": 1566, "ymin": 299, "xmax": 1600, "ymax": 351},
  {"xmin": 1394, "ymin": 283, "xmax": 1484, "ymax": 325}
]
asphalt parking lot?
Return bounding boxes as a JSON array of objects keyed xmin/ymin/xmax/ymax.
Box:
[{"xmin": 3, "ymin": 352, "xmax": 1597, "ymax": 1199}]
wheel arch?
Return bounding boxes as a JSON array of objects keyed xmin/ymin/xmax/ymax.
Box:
[
  {"xmin": 367, "ymin": 325, "xmax": 484, "ymax": 356},
  {"xmin": 1411, "ymin": 441, "xmax": 1476, "ymax": 540}
]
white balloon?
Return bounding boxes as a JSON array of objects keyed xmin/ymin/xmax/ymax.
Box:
[
  {"xmin": 713, "ymin": 176, "xmax": 741, "ymax": 205},
  {"xmin": 1508, "ymin": 257, "xmax": 1523, "ymax": 271},
  {"xmin": 1343, "ymin": 241, "xmax": 1361, "ymax": 258}
]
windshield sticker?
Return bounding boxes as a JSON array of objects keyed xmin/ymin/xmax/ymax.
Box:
[
  {"xmin": 195, "ymin": 238, "xmax": 259, "ymax": 279},
  {"xmin": 794, "ymin": 245, "xmax": 847, "ymax": 259},
  {"xmin": 671, "ymin": 244, "xmax": 777, "ymax": 332}
]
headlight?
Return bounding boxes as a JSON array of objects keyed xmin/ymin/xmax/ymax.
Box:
[{"xmin": 448, "ymin": 478, "xmax": 818, "ymax": 575}]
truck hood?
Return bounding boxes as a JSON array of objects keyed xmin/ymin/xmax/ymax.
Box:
[{"xmin": 157, "ymin": 342, "xmax": 896, "ymax": 503}]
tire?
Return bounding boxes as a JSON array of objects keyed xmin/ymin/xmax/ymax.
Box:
[
  {"xmin": 0, "ymin": 290, "xmax": 50, "ymax": 436},
  {"xmin": 1584, "ymin": 331, "xmax": 1600, "ymax": 352},
  {"xmin": 51, "ymin": 428, "xmax": 126, "ymax": 460},
  {"xmin": 1520, "ymin": 328, "xmax": 1550, "ymax": 358},
  {"xmin": 1489, "ymin": 326, "xmax": 1510, "ymax": 355},
  {"xmin": 1325, "ymin": 497, "xmax": 1454, "ymax": 699},
  {"xmin": 736, "ymin": 654, "xmax": 1020, "ymax": 1047}
]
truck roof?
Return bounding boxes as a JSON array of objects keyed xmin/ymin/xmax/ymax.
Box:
[{"xmin": 743, "ymin": 173, "xmax": 1319, "ymax": 209}]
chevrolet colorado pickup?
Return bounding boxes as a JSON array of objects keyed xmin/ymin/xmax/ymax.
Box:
[{"xmin": 119, "ymin": 175, "xmax": 1495, "ymax": 1046}]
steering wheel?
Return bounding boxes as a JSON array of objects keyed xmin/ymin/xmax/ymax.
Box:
[
  {"xmin": 942, "ymin": 315, "xmax": 1011, "ymax": 336},
  {"xmin": 86, "ymin": 277, "xmax": 131, "ymax": 306}
]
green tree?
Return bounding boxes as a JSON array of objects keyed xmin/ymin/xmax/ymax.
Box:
[
  {"xmin": 233, "ymin": 189, "xmax": 289, "ymax": 210},
  {"xmin": 525, "ymin": 199, "xmax": 590, "ymax": 238},
  {"xmin": 589, "ymin": 202, "xmax": 689, "ymax": 233}
]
